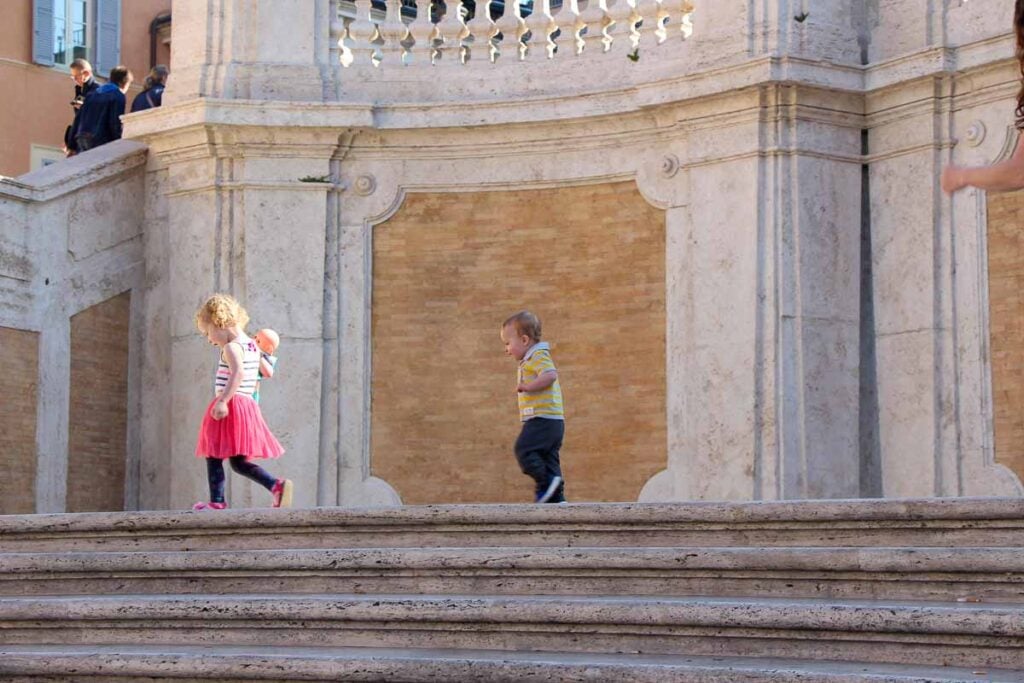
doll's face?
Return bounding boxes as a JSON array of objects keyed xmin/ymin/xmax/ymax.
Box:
[{"xmin": 255, "ymin": 331, "xmax": 277, "ymax": 354}]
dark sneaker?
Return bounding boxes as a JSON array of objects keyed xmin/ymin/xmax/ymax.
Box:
[
  {"xmin": 192, "ymin": 501, "xmax": 226, "ymax": 511},
  {"xmin": 535, "ymin": 476, "xmax": 563, "ymax": 504},
  {"xmin": 271, "ymin": 479, "xmax": 294, "ymax": 508}
]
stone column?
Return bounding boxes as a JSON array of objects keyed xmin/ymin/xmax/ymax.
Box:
[
  {"xmin": 34, "ymin": 317, "xmax": 70, "ymax": 513},
  {"xmin": 664, "ymin": 1, "xmax": 865, "ymax": 501}
]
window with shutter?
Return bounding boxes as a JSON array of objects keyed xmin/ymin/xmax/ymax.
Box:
[
  {"xmin": 32, "ymin": 0, "xmax": 56, "ymax": 66},
  {"xmin": 40, "ymin": 0, "xmax": 95, "ymax": 68},
  {"xmin": 94, "ymin": 0, "xmax": 121, "ymax": 77}
]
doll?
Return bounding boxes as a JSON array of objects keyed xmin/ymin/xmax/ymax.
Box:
[{"xmin": 252, "ymin": 328, "xmax": 280, "ymax": 404}]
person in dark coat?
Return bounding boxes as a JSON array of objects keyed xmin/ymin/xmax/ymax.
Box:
[
  {"xmin": 64, "ymin": 58, "xmax": 100, "ymax": 156},
  {"xmin": 72, "ymin": 65, "xmax": 134, "ymax": 153},
  {"xmin": 130, "ymin": 65, "xmax": 169, "ymax": 113}
]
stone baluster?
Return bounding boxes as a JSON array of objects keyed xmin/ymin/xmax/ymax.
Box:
[
  {"xmin": 437, "ymin": 0, "xmax": 470, "ymax": 64},
  {"xmin": 409, "ymin": 0, "xmax": 439, "ymax": 64},
  {"xmin": 660, "ymin": 0, "xmax": 691, "ymax": 41},
  {"xmin": 579, "ymin": 0, "xmax": 611, "ymax": 55},
  {"xmin": 348, "ymin": 0, "xmax": 381, "ymax": 65},
  {"xmin": 605, "ymin": 0, "xmax": 639, "ymax": 55},
  {"xmin": 681, "ymin": 0, "xmax": 694, "ymax": 38},
  {"xmin": 329, "ymin": 0, "xmax": 346, "ymax": 65},
  {"xmin": 379, "ymin": 0, "xmax": 411, "ymax": 64},
  {"xmin": 553, "ymin": 0, "xmax": 584, "ymax": 58},
  {"xmin": 635, "ymin": 0, "xmax": 667, "ymax": 49},
  {"xmin": 466, "ymin": 0, "xmax": 498, "ymax": 66},
  {"xmin": 494, "ymin": 0, "xmax": 526, "ymax": 63},
  {"xmin": 524, "ymin": 0, "xmax": 556, "ymax": 61}
]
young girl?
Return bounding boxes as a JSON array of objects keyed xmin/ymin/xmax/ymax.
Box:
[{"xmin": 193, "ymin": 294, "xmax": 293, "ymax": 510}]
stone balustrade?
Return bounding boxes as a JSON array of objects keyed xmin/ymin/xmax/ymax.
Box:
[{"xmin": 330, "ymin": 0, "xmax": 694, "ymax": 67}]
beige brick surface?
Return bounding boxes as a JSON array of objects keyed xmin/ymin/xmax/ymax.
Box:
[
  {"xmin": 371, "ymin": 182, "xmax": 666, "ymax": 504},
  {"xmin": 67, "ymin": 292, "xmax": 131, "ymax": 512},
  {"xmin": 986, "ymin": 191, "xmax": 1024, "ymax": 485},
  {"xmin": 0, "ymin": 326, "xmax": 39, "ymax": 514}
]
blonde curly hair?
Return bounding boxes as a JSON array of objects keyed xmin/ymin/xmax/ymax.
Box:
[{"xmin": 195, "ymin": 293, "xmax": 249, "ymax": 331}]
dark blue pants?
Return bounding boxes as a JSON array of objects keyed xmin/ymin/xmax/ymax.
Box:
[
  {"xmin": 514, "ymin": 418, "xmax": 565, "ymax": 502},
  {"xmin": 206, "ymin": 456, "xmax": 277, "ymax": 504}
]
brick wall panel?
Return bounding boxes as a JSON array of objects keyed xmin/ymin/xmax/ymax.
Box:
[
  {"xmin": 371, "ymin": 182, "xmax": 666, "ymax": 504},
  {"xmin": 987, "ymin": 191, "xmax": 1024, "ymax": 484},
  {"xmin": 67, "ymin": 291, "xmax": 131, "ymax": 512},
  {"xmin": 0, "ymin": 327, "xmax": 39, "ymax": 514}
]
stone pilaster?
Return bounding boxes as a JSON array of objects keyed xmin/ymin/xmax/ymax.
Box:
[{"xmin": 166, "ymin": 0, "xmax": 334, "ymax": 105}]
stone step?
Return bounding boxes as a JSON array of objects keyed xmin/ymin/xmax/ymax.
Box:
[
  {"xmin": 2, "ymin": 593, "xmax": 1022, "ymax": 670},
  {"xmin": 1, "ymin": 644, "xmax": 1020, "ymax": 682},
  {"xmin": 3, "ymin": 546, "xmax": 1023, "ymax": 603},
  {"xmin": 3, "ymin": 498, "xmax": 1024, "ymax": 552}
]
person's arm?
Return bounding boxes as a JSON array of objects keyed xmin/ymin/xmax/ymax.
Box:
[
  {"xmin": 259, "ymin": 355, "xmax": 275, "ymax": 379},
  {"xmin": 518, "ymin": 370, "xmax": 557, "ymax": 393},
  {"xmin": 108, "ymin": 94, "xmax": 125, "ymax": 141},
  {"xmin": 212, "ymin": 343, "xmax": 244, "ymax": 419},
  {"xmin": 943, "ymin": 132, "xmax": 1024, "ymax": 194}
]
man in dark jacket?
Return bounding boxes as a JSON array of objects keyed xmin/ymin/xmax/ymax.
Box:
[
  {"xmin": 72, "ymin": 65, "xmax": 134, "ymax": 153},
  {"xmin": 63, "ymin": 59, "xmax": 100, "ymax": 156}
]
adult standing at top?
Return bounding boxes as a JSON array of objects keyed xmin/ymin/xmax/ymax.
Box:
[
  {"xmin": 130, "ymin": 65, "xmax": 169, "ymax": 113},
  {"xmin": 63, "ymin": 59, "xmax": 99, "ymax": 157},
  {"xmin": 72, "ymin": 66, "xmax": 134, "ymax": 154},
  {"xmin": 942, "ymin": 0, "xmax": 1024, "ymax": 194}
]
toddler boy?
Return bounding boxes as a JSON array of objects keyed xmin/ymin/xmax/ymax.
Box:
[{"xmin": 500, "ymin": 311, "xmax": 566, "ymax": 503}]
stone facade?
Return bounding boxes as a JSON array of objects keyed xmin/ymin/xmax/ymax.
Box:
[{"xmin": 1, "ymin": 0, "xmax": 1023, "ymax": 511}]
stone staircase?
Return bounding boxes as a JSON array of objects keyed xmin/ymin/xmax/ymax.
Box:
[{"xmin": 2, "ymin": 498, "xmax": 1024, "ymax": 681}]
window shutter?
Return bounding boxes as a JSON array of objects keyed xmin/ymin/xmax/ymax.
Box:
[
  {"xmin": 32, "ymin": 0, "xmax": 55, "ymax": 66},
  {"xmin": 94, "ymin": 0, "xmax": 121, "ymax": 77}
]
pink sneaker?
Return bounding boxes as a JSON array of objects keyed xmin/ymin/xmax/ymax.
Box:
[
  {"xmin": 271, "ymin": 479, "xmax": 293, "ymax": 508},
  {"xmin": 192, "ymin": 501, "xmax": 227, "ymax": 511}
]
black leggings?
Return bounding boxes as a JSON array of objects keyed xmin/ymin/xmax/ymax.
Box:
[{"xmin": 206, "ymin": 456, "xmax": 277, "ymax": 504}]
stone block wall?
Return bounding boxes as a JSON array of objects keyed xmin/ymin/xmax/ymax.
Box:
[
  {"xmin": 0, "ymin": 326, "xmax": 39, "ymax": 514},
  {"xmin": 66, "ymin": 292, "xmax": 132, "ymax": 513},
  {"xmin": 370, "ymin": 182, "xmax": 667, "ymax": 503}
]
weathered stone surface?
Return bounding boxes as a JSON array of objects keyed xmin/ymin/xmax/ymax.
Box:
[
  {"xmin": 1, "ymin": 645, "xmax": 1020, "ymax": 682},
  {"xmin": 4, "ymin": 498, "xmax": 1024, "ymax": 552}
]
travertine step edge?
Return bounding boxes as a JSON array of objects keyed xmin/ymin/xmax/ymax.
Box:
[
  {"xmin": 5, "ymin": 545, "xmax": 1022, "ymax": 573},
  {"xmin": 3, "ymin": 546, "xmax": 1023, "ymax": 602},
  {"xmin": 3, "ymin": 594, "xmax": 1023, "ymax": 669},
  {"xmin": 5, "ymin": 498, "xmax": 1024, "ymax": 532},
  {"xmin": 0, "ymin": 645, "xmax": 1020, "ymax": 683},
  {"xmin": 5, "ymin": 593, "xmax": 1021, "ymax": 635},
  {"xmin": 4, "ymin": 498, "xmax": 1024, "ymax": 552}
]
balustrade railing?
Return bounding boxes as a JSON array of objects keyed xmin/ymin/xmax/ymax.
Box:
[{"xmin": 329, "ymin": 0, "xmax": 694, "ymax": 67}]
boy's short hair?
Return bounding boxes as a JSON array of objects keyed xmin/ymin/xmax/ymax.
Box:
[
  {"xmin": 70, "ymin": 58, "xmax": 92, "ymax": 73},
  {"xmin": 109, "ymin": 65, "xmax": 133, "ymax": 88},
  {"xmin": 503, "ymin": 310, "xmax": 542, "ymax": 342}
]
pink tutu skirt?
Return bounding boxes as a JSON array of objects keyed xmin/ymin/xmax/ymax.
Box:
[{"xmin": 195, "ymin": 394, "xmax": 284, "ymax": 459}]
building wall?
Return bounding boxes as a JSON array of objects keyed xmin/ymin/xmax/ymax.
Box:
[
  {"xmin": 370, "ymin": 182, "xmax": 667, "ymax": 504},
  {"xmin": 66, "ymin": 291, "xmax": 130, "ymax": 512},
  {"xmin": 986, "ymin": 190, "xmax": 1024, "ymax": 485},
  {"xmin": 0, "ymin": 0, "xmax": 171, "ymax": 178},
  {"xmin": 0, "ymin": 326, "xmax": 40, "ymax": 514}
]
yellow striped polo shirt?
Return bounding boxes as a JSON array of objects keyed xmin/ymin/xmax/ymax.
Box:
[{"xmin": 517, "ymin": 342, "xmax": 564, "ymax": 422}]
